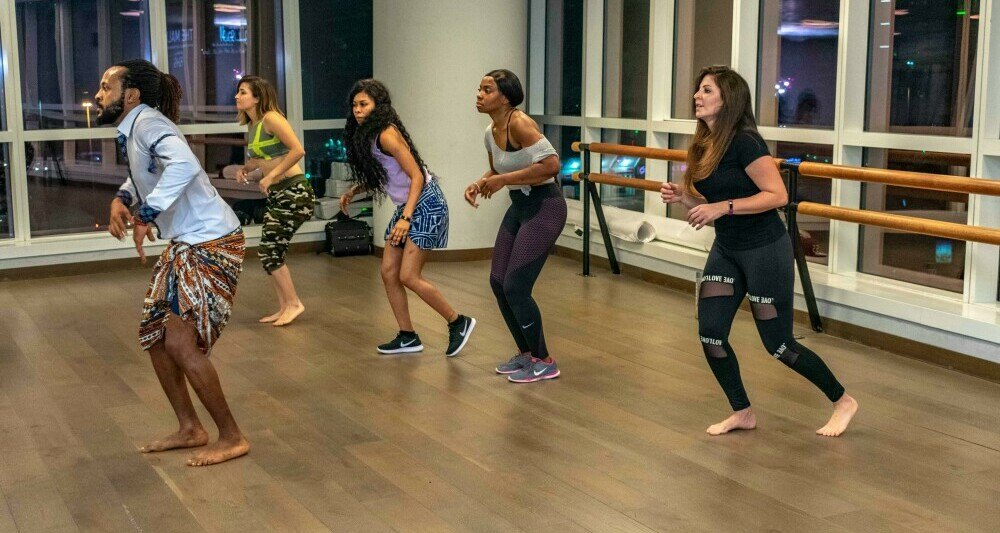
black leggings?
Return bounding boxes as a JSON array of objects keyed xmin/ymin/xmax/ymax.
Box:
[
  {"xmin": 698, "ymin": 233, "xmax": 844, "ymax": 411},
  {"xmin": 490, "ymin": 183, "xmax": 567, "ymax": 359}
]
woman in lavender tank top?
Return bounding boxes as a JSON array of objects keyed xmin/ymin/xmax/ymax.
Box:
[{"xmin": 341, "ymin": 79, "xmax": 477, "ymax": 357}]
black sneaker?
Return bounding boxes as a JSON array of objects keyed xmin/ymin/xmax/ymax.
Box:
[
  {"xmin": 377, "ymin": 332, "xmax": 424, "ymax": 354},
  {"xmin": 445, "ymin": 315, "xmax": 477, "ymax": 357}
]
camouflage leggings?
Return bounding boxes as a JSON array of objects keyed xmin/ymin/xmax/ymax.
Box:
[{"xmin": 260, "ymin": 178, "xmax": 315, "ymax": 273}]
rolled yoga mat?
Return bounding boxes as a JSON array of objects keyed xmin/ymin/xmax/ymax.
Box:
[{"xmin": 567, "ymin": 204, "xmax": 656, "ymax": 243}]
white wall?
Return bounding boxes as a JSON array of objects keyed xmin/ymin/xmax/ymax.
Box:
[{"xmin": 372, "ymin": 0, "xmax": 529, "ymax": 249}]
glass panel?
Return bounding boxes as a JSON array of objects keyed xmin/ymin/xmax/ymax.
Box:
[
  {"xmin": 545, "ymin": 0, "xmax": 584, "ymax": 116},
  {"xmin": 15, "ymin": 0, "xmax": 152, "ymax": 130},
  {"xmin": 26, "ymin": 138, "xmax": 127, "ymax": 236},
  {"xmin": 772, "ymin": 142, "xmax": 833, "ymax": 264},
  {"xmin": 672, "ymin": 0, "xmax": 733, "ymax": 119},
  {"xmin": 166, "ymin": 0, "xmax": 285, "ymax": 124},
  {"xmin": 304, "ymin": 128, "xmax": 365, "ymax": 220},
  {"xmin": 666, "ymin": 133, "xmax": 691, "ymax": 221},
  {"xmin": 544, "ymin": 125, "xmax": 582, "ymax": 200},
  {"xmin": 865, "ymin": 0, "xmax": 980, "ymax": 136},
  {"xmin": 303, "ymin": 128, "xmax": 348, "ymax": 199},
  {"xmin": 599, "ymin": 129, "xmax": 646, "ymax": 212},
  {"xmin": 603, "ymin": 0, "xmax": 649, "ymax": 119},
  {"xmin": 859, "ymin": 148, "xmax": 970, "ymax": 292},
  {"xmin": 0, "ymin": 31, "xmax": 6, "ymax": 131},
  {"xmin": 0, "ymin": 145, "xmax": 12, "ymax": 239},
  {"xmin": 300, "ymin": 0, "xmax": 373, "ymax": 120},
  {"xmin": 757, "ymin": 0, "xmax": 840, "ymax": 129}
]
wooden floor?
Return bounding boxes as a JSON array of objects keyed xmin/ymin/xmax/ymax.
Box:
[{"xmin": 1, "ymin": 252, "xmax": 999, "ymax": 532}]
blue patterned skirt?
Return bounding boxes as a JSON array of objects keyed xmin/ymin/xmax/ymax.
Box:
[{"xmin": 386, "ymin": 179, "xmax": 449, "ymax": 250}]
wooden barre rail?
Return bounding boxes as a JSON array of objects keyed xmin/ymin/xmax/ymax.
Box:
[
  {"xmin": 572, "ymin": 142, "xmax": 687, "ymax": 162},
  {"xmin": 571, "ymin": 172, "xmax": 1000, "ymax": 246},
  {"xmin": 572, "ymin": 172, "xmax": 664, "ymax": 192},
  {"xmin": 797, "ymin": 202, "xmax": 1000, "ymax": 246},
  {"xmin": 576, "ymin": 142, "xmax": 1000, "ymax": 197},
  {"xmin": 797, "ymin": 162, "xmax": 1000, "ymax": 197}
]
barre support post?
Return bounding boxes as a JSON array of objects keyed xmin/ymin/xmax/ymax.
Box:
[
  {"xmin": 784, "ymin": 163, "xmax": 823, "ymax": 332},
  {"xmin": 587, "ymin": 179, "xmax": 621, "ymax": 275}
]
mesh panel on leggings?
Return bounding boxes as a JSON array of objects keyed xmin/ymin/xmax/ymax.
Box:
[
  {"xmin": 750, "ymin": 302, "xmax": 778, "ymax": 321},
  {"xmin": 490, "ymin": 225, "xmax": 516, "ymax": 284},
  {"xmin": 700, "ymin": 281, "xmax": 734, "ymax": 298},
  {"xmin": 506, "ymin": 196, "xmax": 568, "ymax": 275}
]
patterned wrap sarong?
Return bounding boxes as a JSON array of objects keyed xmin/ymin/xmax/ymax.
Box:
[{"xmin": 139, "ymin": 229, "xmax": 245, "ymax": 354}]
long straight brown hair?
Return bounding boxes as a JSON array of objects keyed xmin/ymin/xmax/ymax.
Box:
[
  {"xmin": 683, "ymin": 66, "xmax": 758, "ymax": 195},
  {"xmin": 237, "ymin": 75, "xmax": 284, "ymax": 125}
]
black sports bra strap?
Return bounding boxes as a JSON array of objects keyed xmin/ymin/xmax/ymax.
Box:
[{"xmin": 504, "ymin": 109, "xmax": 518, "ymax": 151}]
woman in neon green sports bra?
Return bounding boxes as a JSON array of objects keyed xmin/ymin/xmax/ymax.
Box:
[{"xmin": 234, "ymin": 75, "xmax": 315, "ymax": 327}]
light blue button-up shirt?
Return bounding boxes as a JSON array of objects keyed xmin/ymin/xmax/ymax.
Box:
[{"xmin": 116, "ymin": 104, "xmax": 240, "ymax": 244}]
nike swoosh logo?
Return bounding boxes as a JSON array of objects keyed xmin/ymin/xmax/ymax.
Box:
[
  {"xmin": 533, "ymin": 367, "xmax": 547, "ymax": 376},
  {"xmin": 521, "ymin": 322, "xmax": 534, "ymax": 329},
  {"xmin": 460, "ymin": 322, "xmax": 469, "ymax": 336},
  {"xmin": 401, "ymin": 339, "xmax": 416, "ymax": 347}
]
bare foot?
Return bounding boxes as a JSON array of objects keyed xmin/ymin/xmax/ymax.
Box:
[
  {"xmin": 259, "ymin": 309, "xmax": 283, "ymax": 323},
  {"xmin": 186, "ymin": 436, "xmax": 250, "ymax": 467},
  {"xmin": 139, "ymin": 427, "xmax": 209, "ymax": 453},
  {"xmin": 272, "ymin": 303, "xmax": 305, "ymax": 327},
  {"xmin": 817, "ymin": 393, "xmax": 858, "ymax": 437},
  {"xmin": 706, "ymin": 408, "xmax": 757, "ymax": 436}
]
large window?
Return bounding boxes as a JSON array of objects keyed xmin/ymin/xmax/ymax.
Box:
[
  {"xmin": 600, "ymin": 129, "xmax": 646, "ymax": 212},
  {"xmin": 672, "ymin": 0, "xmax": 733, "ymax": 120},
  {"xmin": 866, "ymin": 0, "xmax": 980, "ymax": 136},
  {"xmin": 859, "ymin": 149, "xmax": 970, "ymax": 292},
  {"xmin": 15, "ymin": 0, "xmax": 152, "ymax": 130},
  {"xmin": 166, "ymin": 0, "xmax": 285, "ymax": 124},
  {"xmin": 757, "ymin": 0, "xmax": 840, "ymax": 129},
  {"xmin": 545, "ymin": 125, "xmax": 581, "ymax": 200},
  {"xmin": 300, "ymin": 1, "xmax": 373, "ymax": 120},
  {"xmin": 603, "ymin": 0, "xmax": 649, "ymax": 119},
  {"xmin": 545, "ymin": 0, "xmax": 584, "ymax": 116}
]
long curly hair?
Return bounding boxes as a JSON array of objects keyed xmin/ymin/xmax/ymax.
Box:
[{"xmin": 344, "ymin": 79, "xmax": 427, "ymax": 200}]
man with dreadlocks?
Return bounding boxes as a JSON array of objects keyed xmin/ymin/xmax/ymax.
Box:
[
  {"xmin": 97, "ymin": 59, "xmax": 250, "ymax": 466},
  {"xmin": 340, "ymin": 79, "xmax": 477, "ymax": 357}
]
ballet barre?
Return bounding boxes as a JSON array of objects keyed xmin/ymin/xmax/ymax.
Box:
[{"xmin": 571, "ymin": 142, "xmax": 1000, "ymax": 332}]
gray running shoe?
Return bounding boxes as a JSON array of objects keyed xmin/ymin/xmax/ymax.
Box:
[
  {"xmin": 508, "ymin": 358, "xmax": 560, "ymax": 383},
  {"xmin": 495, "ymin": 353, "xmax": 532, "ymax": 374}
]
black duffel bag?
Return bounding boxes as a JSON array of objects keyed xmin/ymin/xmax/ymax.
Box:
[{"xmin": 323, "ymin": 212, "xmax": 373, "ymax": 257}]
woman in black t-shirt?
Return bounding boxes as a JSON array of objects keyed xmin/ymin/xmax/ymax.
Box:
[{"xmin": 661, "ymin": 66, "xmax": 858, "ymax": 437}]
